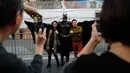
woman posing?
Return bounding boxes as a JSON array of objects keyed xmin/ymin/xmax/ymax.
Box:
[{"xmin": 46, "ymin": 21, "xmax": 60, "ymax": 68}]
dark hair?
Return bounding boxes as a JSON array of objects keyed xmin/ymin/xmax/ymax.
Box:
[
  {"xmin": 52, "ymin": 21, "xmax": 58, "ymax": 25},
  {"xmin": 72, "ymin": 19, "xmax": 77, "ymax": 23},
  {"xmin": 51, "ymin": 21, "xmax": 58, "ymax": 30},
  {"xmin": 100, "ymin": 0, "xmax": 130, "ymax": 46},
  {"xmin": 0, "ymin": 0, "xmax": 24, "ymax": 29}
]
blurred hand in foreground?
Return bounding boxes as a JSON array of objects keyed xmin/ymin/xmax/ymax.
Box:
[
  {"xmin": 90, "ymin": 22, "xmax": 102, "ymax": 44},
  {"xmin": 35, "ymin": 28, "xmax": 47, "ymax": 55}
]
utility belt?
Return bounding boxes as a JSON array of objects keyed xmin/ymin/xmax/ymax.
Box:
[{"xmin": 60, "ymin": 34, "xmax": 70, "ymax": 38}]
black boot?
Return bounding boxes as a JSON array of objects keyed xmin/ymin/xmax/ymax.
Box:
[
  {"xmin": 65, "ymin": 52, "xmax": 70, "ymax": 63},
  {"xmin": 47, "ymin": 52, "xmax": 52, "ymax": 68},
  {"xmin": 61, "ymin": 55, "xmax": 64, "ymax": 66},
  {"xmin": 54, "ymin": 54, "xmax": 60, "ymax": 67},
  {"xmin": 57, "ymin": 62, "xmax": 60, "ymax": 67},
  {"xmin": 56, "ymin": 59, "xmax": 60, "ymax": 67},
  {"xmin": 47, "ymin": 64, "xmax": 51, "ymax": 68}
]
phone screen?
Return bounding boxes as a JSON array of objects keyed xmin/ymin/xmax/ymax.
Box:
[{"xmin": 95, "ymin": 20, "xmax": 102, "ymax": 36}]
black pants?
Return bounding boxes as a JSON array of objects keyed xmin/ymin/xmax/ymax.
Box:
[
  {"xmin": 60, "ymin": 51, "xmax": 70, "ymax": 66},
  {"xmin": 58, "ymin": 37, "xmax": 71, "ymax": 66},
  {"xmin": 47, "ymin": 49, "xmax": 59, "ymax": 66}
]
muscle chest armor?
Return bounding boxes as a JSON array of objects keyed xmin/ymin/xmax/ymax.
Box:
[{"xmin": 59, "ymin": 22, "xmax": 71, "ymax": 35}]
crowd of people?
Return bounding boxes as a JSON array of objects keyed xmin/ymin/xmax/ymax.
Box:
[{"xmin": 0, "ymin": 0, "xmax": 130, "ymax": 73}]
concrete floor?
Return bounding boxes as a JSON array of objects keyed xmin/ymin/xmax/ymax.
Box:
[{"xmin": 23, "ymin": 59, "xmax": 70, "ymax": 73}]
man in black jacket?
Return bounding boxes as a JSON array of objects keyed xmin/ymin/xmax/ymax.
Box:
[{"xmin": 0, "ymin": 0, "xmax": 46, "ymax": 73}]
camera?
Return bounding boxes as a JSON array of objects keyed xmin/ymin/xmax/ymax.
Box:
[
  {"xmin": 24, "ymin": 14, "xmax": 44, "ymax": 44},
  {"xmin": 32, "ymin": 14, "xmax": 44, "ymax": 33}
]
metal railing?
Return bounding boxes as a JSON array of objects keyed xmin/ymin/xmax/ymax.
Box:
[
  {"xmin": 3, "ymin": 33, "xmax": 108, "ymax": 56},
  {"xmin": 3, "ymin": 33, "xmax": 35, "ymax": 55},
  {"xmin": 93, "ymin": 39, "xmax": 108, "ymax": 53}
]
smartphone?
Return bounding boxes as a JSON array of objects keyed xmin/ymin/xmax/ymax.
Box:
[{"xmin": 95, "ymin": 20, "xmax": 102, "ymax": 36}]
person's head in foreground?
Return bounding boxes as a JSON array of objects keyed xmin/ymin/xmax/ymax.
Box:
[
  {"xmin": 100, "ymin": 0, "xmax": 130, "ymax": 61},
  {"xmin": 0, "ymin": 0, "xmax": 24, "ymax": 43},
  {"xmin": 0, "ymin": 0, "xmax": 45, "ymax": 42}
]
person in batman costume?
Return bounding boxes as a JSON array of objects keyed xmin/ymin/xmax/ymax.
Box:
[{"xmin": 57, "ymin": 14, "xmax": 72, "ymax": 66}]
